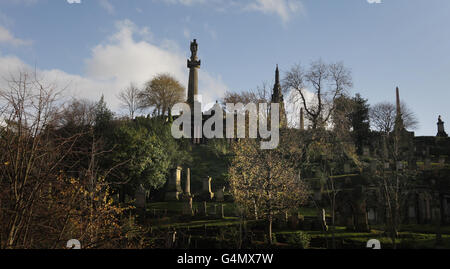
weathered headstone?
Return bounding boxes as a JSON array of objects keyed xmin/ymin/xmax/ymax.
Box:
[
  {"xmin": 165, "ymin": 166, "xmax": 183, "ymax": 201},
  {"xmin": 182, "ymin": 197, "xmax": 194, "ymax": 216},
  {"xmin": 215, "ymin": 186, "xmax": 225, "ymax": 202},
  {"xmin": 202, "ymin": 201, "xmax": 208, "ymax": 216},
  {"xmin": 368, "ymin": 208, "xmax": 376, "ymax": 223},
  {"xmin": 135, "ymin": 185, "xmax": 146, "ymax": 216},
  {"xmin": 201, "ymin": 176, "xmax": 214, "ymax": 201},
  {"xmin": 318, "ymin": 209, "xmax": 328, "ymax": 231}
]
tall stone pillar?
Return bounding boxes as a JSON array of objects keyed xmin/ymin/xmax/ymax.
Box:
[
  {"xmin": 300, "ymin": 107, "xmax": 305, "ymax": 130},
  {"xmin": 187, "ymin": 39, "xmax": 201, "ymax": 109},
  {"xmin": 185, "ymin": 167, "xmax": 191, "ymax": 195},
  {"xmin": 186, "ymin": 39, "xmax": 202, "ymax": 144}
]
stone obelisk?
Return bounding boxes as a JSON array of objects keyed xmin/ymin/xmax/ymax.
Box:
[{"xmin": 394, "ymin": 87, "xmax": 404, "ymax": 132}]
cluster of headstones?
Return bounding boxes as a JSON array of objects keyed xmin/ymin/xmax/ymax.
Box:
[{"xmin": 164, "ymin": 166, "xmax": 226, "ymax": 216}]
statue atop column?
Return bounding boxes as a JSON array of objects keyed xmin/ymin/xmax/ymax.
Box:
[
  {"xmin": 187, "ymin": 39, "xmax": 201, "ymax": 109},
  {"xmin": 437, "ymin": 115, "xmax": 448, "ymax": 137}
]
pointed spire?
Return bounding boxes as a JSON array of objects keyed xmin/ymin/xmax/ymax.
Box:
[
  {"xmin": 275, "ymin": 64, "xmax": 280, "ymax": 85},
  {"xmin": 272, "ymin": 65, "xmax": 282, "ymax": 103},
  {"xmin": 396, "ymin": 87, "xmax": 401, "ymax": 117},
  {"xmin": 394, "ymin": 86, "xmax": 405, "ymax": 132}
]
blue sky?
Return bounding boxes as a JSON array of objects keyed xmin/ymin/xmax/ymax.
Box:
[{"xmin": 0, "ymin": 0, "xmax": 449, "ymax": 136}]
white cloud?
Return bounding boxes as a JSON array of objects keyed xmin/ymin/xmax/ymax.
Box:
[
  {"xmin": 245, "ymin": 0, "xmax": 304, "ymax": 23},
  {"xmin": 367, "ymin": 0, "xmax": 382, "ymax": 3},
  {"xmin": 0, "ymin": 20, "xmax": 228, "ymax": 114},
  {"xmin": 99, "ymin": 0, "xmax": 115, "ymax": 14},
  {"xmin": 0, "ymin": 26, "xmax": 32, "ymax": 46},
  {"xmin": 158, "ymin": 0, "xmax": 304, "ymax": 23},
  {"xmin": 67, "ymin": 0, "xmax": 81, "ymax": 4}
]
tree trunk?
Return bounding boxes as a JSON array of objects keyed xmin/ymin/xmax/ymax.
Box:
[{"xmin": 268, "ymin": 216, "xmax": 273, "ymax": 245}]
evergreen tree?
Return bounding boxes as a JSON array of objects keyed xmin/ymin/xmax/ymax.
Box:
[{"xmin": 350, "ymin": 93, "xmax": 370, "ymax": 155}]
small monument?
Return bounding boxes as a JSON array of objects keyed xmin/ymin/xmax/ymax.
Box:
[
  {"xmin": 182, "ymin": 168, "xmax": 194, "ymax": 216},
  {"xmin": 135, "ymin": 184, "xmax": 146, "ymax": 216},
  {"xmin": 165, "ymin": 166, "xmax": 183, "ymax": 201},
  {"xmin": 201, "ymin": 176, "xmax": 214, "ymax": 201},
  {"xmin": 215, "ymin": 186, "xmax": 225, "ymax": 202},
  {"xmin": 437, "ymin": 115, "xmax": 448, "ymax": 137}
]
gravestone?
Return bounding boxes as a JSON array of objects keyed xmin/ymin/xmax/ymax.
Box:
[
  {"xmin": 368, "ymin": 208, "xmax": 376, "ymax": 224},
  {"xmin": 135, "ymin": 185, "xmax": 146, "ymax": 216},
  {"xmin": 202, "ymin": 201, "xmax": 208, "ymax": 216},
  {"xmin": 182, "ymin": 197, "xmax": 194, "ymax": 216},
  {"xmin": 165, "ymin": 166, "xmax": 183, "ymax": 201},
  {"xmin": 318, "ymin": 209, "xmax": 328, "ymax": 231},
  {"xmin": 201, "ymin": 176, "xmax": 214, "ymax": 201},
  {"xmin": 215, "ymin": 187, "xmax": 225, "ymax": 202},
  {"xmin": 181, "ymin": 168, "xmax": 194, "ymax": 216}
]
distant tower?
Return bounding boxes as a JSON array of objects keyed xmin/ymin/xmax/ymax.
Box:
[
  {"xmin": 300, "ymin": 107, "xmax": 305, "ymax": 130},
  {"xmin": 187, "ymin": 39, "xmax": 201, "ymax": 109},
  {"xmin": 271, "ymin": 65, "xmax": 287, "ymax": 128},
  {"xmin": 437, "ymin": 115, "xmax": 448, "ymax": 137},
  {"xmin": 394, "ymin": 87, "xmax": 405, "ymax": 132}
]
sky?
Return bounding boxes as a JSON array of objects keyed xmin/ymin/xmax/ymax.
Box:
[{"xmin": 0, "ymin": 0, "xmax": 449, "ymax": 136}]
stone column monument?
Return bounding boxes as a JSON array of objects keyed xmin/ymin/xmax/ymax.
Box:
[
  {"xmin": 182, "ymin": 167, "xmax": 194, "ymax": 216},
  {"xmin": 187, "ymin": 39, "xmax": 202, "ymax": 144},
  {"xmin": 437, "ymin": 115, "xmax": 448, "ymax": 137}
]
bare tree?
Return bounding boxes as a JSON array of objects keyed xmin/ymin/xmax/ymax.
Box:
[
  {"xmin": 117, "ymin": 83, "xmax": 141, "ymax": 119},
  {"xmin": 370, "ymin": 101, "xmax": 419, "ymax": 133},
  {"xmin": 139, "ymin": 74, "xmax": 185, "ymax": 117},
  {"xmin": 0, "ymin": 71, "xmax": 132, "ymax": 249},
  {"xmin": 229, "ymin": 139, "xmax": 309, "ymax": 245},
  {"xmin": 284, "ymin": 60, "xmax": 352, "ymax": 129}
]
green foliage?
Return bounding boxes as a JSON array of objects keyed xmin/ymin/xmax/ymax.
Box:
[
  {"xmin": 189, "ymin": 144, "xmax": 230, "ymax": 191},
  {"xmin": 94, "ymin": 95, "xmax": 114, "ymax": 134},
  {"xmin": 276, "ymin": 231, "xmax": 311, "ymax": 249},
  {"xmin": 350, "ymin": 93, "xmax": 370, "ymax": 155},
  {"xmin": 107, "ymin": 121, "xmax": 170, "ymax": 191}
]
